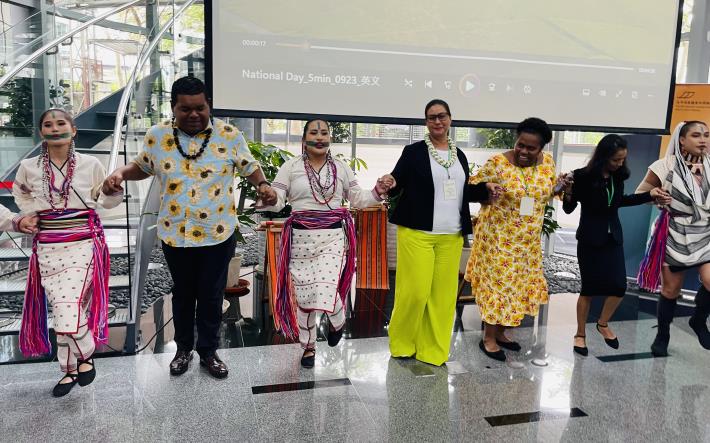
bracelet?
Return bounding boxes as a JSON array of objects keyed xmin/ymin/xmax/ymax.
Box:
[{"xmin": 257, "ymin": 180, "xmax": 270, "ymax": 188}]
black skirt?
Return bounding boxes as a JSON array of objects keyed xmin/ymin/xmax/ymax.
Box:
[{"xmin": 577, "ymin": 234, "xmax": 627, "ymax": 297}]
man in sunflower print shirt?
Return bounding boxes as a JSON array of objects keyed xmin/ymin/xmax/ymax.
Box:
[{"xmin": 103, "ymin": 76, "xmax": 276, "ymax": 379}]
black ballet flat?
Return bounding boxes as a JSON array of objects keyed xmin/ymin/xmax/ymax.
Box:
[
  {"xmin": 596, "ymin": 323, "xmax": 620, "ymax": 349},
  {"xmin": 300, "ymin": 349, "xmax": 315, "ymax": 368},
  {"xmin": 52, "ymin": 372, "xmax": 78, "ymax": 397},
  {"xmin": 479, "ymin": 340, "xmax": 506, "ymax": 362},
  {"xmin": 77, "ymin": 357, "xmax": 96, "ymax": 387},
  {"xmin": 327, "ymin": 317, "xmax": 344, "ymax": 347},
  {"xmin": 573, "ymin": 335, "xmax": 588, "ymax": 356},
  {"xmin": 496, "ymin": 339, "xmax": 521, "ymax": 352}
]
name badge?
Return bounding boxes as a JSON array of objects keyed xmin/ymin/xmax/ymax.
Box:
[
  {"xmin": 519, "ymin": 196, "xmax": 534, "ymax": 216},
  {"xmin": 443, "ymin": 179, "xmax": 457, "ymax": 200}
]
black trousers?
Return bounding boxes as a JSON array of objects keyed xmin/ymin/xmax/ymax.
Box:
[{"xmin": 161, "ymin": 233, "xmax": 236, "ymax": 357}]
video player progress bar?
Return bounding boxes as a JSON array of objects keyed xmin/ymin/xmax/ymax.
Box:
[{"xmin": 307, "ymin": 44, "xmax": 636, "ymax": 72}]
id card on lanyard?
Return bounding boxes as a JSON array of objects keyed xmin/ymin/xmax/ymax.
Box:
[
  {"xmin": 518, "ymin": 166, "xmax": 537, "ymax": 216},
  {"xmin": 443, "ymin": 179, "xmax": 457, "ymax": 200}
]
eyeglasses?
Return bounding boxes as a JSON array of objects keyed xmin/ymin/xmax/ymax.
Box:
[{"xmin": 425, "ymin": 113, "xmax": 450, "ymax": 122}]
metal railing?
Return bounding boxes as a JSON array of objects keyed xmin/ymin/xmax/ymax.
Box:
[
  {"xmin": 108, "ymin": 0, "xmax": 196, "ymax": 173},
  {"xmin": 0, "ymin": 0, "xmax": 143, "ymax": 91}
]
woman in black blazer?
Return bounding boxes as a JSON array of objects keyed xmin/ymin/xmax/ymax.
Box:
[
  {"xmin": 563, "ymin": 134, "xmax": 670, "ymax": 355},
  {"xmin": 383, "ymin": 99, "xmax": 501, "ymax": 366}
]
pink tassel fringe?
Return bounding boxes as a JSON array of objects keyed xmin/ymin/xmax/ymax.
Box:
[{"xmin": 636, "ymin": 210, "xmax": 670, "ymax": 293}]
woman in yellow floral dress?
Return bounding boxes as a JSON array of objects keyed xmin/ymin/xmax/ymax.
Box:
[{"xmin": 465, "ymin": 117, "xmax": 569, "ymax": 361}]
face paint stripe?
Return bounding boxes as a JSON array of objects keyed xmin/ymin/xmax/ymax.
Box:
[
  {"xmin": 304, "ymin": 141, "xmax": 330, "ymax": 148},
  {"xmin": 44, "ymin": 133, "xmax": 72, "ymax": 140}
]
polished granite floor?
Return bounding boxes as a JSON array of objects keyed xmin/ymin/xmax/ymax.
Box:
[
  {"xmin": 2, "ymin": 316, "xmax": 710, "ymax": 442},
  {"xmin": 1, "ymin": 287, "xmax": 710, "ymax": 442}
]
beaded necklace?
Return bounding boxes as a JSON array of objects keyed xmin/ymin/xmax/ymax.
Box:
[
  {"xmin": 682, "ymin": 150, "xmax": 704, "ymax": 175},
  {"xmin": 172, "ymin": 117, "xmax": 213, "ymax": 160},
  {"xmin": 424, "ymin": 133, "xmax": 457, "ymax": 169},
  {"xmin": 303, "ymin": 152, "xmax": 338, "ymax": 205},
  {"xmin": 39, "ymin": 140, "xmax": 76, "ymax": 211}
]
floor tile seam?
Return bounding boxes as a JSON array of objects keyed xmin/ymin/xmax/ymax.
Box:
[{"xmin": 335, "ymin": 369, "xmax": 381, "ymax": 431}]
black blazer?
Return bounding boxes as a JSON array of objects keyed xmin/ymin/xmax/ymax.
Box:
[
  {"xmin": 562, "ymin": 168, "xmax": 652, "ymax": 246},
  {"xmin": 389, "ymin": 140, "xmax": 489, "ymax": 235}
]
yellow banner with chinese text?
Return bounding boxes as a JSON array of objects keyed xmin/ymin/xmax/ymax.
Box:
[{"xmin": 660, "ymin": 84, "xmax": 710, "ymax": 157}]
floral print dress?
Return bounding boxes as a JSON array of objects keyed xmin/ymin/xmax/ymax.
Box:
[{"xmin": 465, "ymin": 152, "xmax": 556, "ymax": 326}]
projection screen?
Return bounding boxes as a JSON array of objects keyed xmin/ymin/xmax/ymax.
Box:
[{"xmin": 207, "ymin": 0, "xmax": 682, "ymax": 132}]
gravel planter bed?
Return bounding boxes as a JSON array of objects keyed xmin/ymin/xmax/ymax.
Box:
[{"xmin": 543, "ymin": 254, "xmax": 581, "ymax": 294}]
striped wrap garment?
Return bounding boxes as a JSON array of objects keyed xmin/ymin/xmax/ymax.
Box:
[{"xmin": 662, "ymin": 122, "xmax": 710, "ymax": 268}]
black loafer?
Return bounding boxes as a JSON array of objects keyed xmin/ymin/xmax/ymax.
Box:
[
  {"xmin": 496, "ymin": 339, "xmax": 521, "ymax": 352},
  {"xmin": 479, "ymin": 340, "xmax": 506, "ymax": 362},
  {"xmin": 301, "ymin": 349, "xmax": 315, "ymax": 368},
  {"xmin": 170, "ymin": 350, "xmax": 193, "ymax": 376},
  {"xmin": 200, "ymin": 353, "xmax": 229, "ymax": 379},
  {"xmin": 52, "ymin": 373, "xmax": 78, "ymax": 397},
  {"xmin": 573, "ymin": 335, "xmax": 588, "ymax": 356},
  {"xmin": 77, "ymin": 357, "xmax": 96, "ymax": 386},
  {"xmin": 596, "ymin": 323, "xmax": 619, "ymax": 349}
]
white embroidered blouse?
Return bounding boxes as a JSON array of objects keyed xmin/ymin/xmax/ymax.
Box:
[
  {"xmin": 12, "ymin": 152, "xmax": 124, "ymax": 215},
  {"xmin": 264, "ymin": 156, "xmax": 383, "ymax": 212}
]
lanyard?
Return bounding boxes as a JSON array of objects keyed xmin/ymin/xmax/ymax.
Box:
[
  {"xmin": 606, "ymin": 178, "xmax": 615, "ymax": 207},
  {"xmin": 517, "ymin": 166, "xmax": 537, "ymax": 195}
]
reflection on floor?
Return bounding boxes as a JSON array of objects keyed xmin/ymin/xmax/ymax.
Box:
[
  {"xmin": 2, "ymin": 313, "xmax": 710, "ymax": 441},
  {"xmin": 2, "ymin": 269, "xmax": 710, "ymax": 441}
]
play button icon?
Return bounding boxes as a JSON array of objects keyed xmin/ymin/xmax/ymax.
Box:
[{"xmin": 459, "ymin": 74, "xmax": 480, "ymax": 97}]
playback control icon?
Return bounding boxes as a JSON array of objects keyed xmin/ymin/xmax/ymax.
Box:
[{"xmin": 459, "ymin": 74, "xmax": 480, "ymax": 97}]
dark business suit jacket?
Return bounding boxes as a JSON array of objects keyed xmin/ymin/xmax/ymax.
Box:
[
  {"xmin": 562, "ymin": 167, "xmax": 652, "ymax": 246},
  {"xmin": 389, "ymin": 140, "xmax": 489, "ymax": 236}
]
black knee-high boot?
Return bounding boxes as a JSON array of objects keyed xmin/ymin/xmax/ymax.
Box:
[
  {"xmin": 689, "ymin": 285, "xmax": 710, "ymax": 350},
  {"xmin": 651, "ymin": 296, "xmax": 677, "ymax": 357}
]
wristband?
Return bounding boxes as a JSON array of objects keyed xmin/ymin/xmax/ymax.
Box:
[{"xmin": 257, "ymin": 181, "xmax": 270, "ymax": 188}]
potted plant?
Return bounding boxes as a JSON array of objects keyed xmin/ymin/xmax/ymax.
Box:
[{"xmin": 235, "ymin": 140, "xmax": 294, "ymax": 243}]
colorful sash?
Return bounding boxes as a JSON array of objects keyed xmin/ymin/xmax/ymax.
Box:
[
  {"xmin": 274, "ymin": 208, "xmax": 356, "ymax": 340},
  {"xmin": 20, "ymin": 209, "xmax": 110, "ymax": 357},
  {"xmin": 637, "ymin": 209, "xmax": 670, "ymax": 292}
]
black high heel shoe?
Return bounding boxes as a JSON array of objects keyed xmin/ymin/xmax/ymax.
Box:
[
  {"xmin": 573, "ymin": 335, "xmax": 588, "ymax": 356},
  {"xmin": 52, "ymin": 373, "xmax": 79, "ymax": 397},
  {"xmin": 479, "ymin": 340, "xmax": 506, "ymax": 362},
  {"xmin": 77, "ymin": 357, "xmax": 96, "ymax": 386},
  {"xmin": 300, "ymin": 349, "xmax": 315, "ymax": 368},
  {"xmin": 596, "ymin": 323, "xmax": 619, "ymax": 349}
]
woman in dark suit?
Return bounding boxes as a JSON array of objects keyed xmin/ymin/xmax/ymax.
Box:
[
  {"xmin": 563, "ymin": 134, "xmax": 670, "ymax": 355},
  {"xmin": 383, "ymin": 99, "xmax": 501, "ymax": 366}
]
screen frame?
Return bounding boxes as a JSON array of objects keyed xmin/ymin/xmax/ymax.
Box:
[{"xmin": 205, "ymin": 0, "xmax": 683, "ymax": 135}]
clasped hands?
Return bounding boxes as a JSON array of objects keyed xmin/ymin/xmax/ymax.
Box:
[
  {"xmin": 256, "ymin": 183, "xmax": 278, "ymax": 206},
  {"xmin": 376, "ymin": 174, "xmax": 396, "ymax": 195},
  {"xmin": 650, "ymin": 187, "xmax": 672, "ymax": 207},
  {"xmin": 18, "ymin": 215, "xmax": 39, "ymax": 234}
]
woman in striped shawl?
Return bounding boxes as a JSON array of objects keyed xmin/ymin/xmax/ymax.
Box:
[
  {"xmin": 13, "ymin": 109, "xmax": 123, "ymax": 396},
  {"xmin": 261, "ymin": 119, "xmax": 393, "ymax": 368},
  {"xmin": 637, "ymin": 121, "xmax": 710, "ymax": 356}
]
